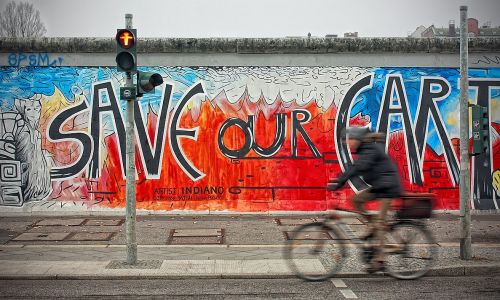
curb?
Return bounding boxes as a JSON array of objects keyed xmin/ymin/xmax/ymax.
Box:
[
  {"xmin": 426, "ymin": 265, "xmax": 495, "ymax": 277},
  {"xmin": 2, "ymin": 209, "xmax": 499, "ymax": 217},
  {"xmin": 1, "ymin": 264, "xmax": 499, "ymax": 280}
]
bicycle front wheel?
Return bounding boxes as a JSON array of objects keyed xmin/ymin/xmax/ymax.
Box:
[
  {"xmin": 283, "ymin": 222, "xmax": 346, "ymax": 281},
  {"xmin": 384, "ymin": 221, "xmax": 437, "ymax": 280}
]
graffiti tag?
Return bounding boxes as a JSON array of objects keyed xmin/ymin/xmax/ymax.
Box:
[{"xmin": 8, "ymin": 53, "xmax": 64, "ymax": 67}]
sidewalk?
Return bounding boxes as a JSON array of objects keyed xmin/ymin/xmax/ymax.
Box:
[{"xmin": 0, "ymin": 214, "xmax": 499, "ymax": 279}]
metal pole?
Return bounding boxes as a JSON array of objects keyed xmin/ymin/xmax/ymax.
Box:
[
  {"xmin": 124, "ymin": 13, "xmax": 137, "ymax": 265},
  {"xmin": 459, "ymin": 5, "xmax": 472, "ymax": 260}
]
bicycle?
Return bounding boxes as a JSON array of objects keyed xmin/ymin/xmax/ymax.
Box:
[{"xmin": 283, "ymin": 192, "xmax": 438, "ymax": 281}]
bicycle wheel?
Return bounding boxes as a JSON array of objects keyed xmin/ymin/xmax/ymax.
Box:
[
  {"xmin": 384, "ymin": 221, "xmax": 437, "ymax": 280},
  {"xmin": 283, "ymin": 222, "xmax": 346, "ymax": 281}
]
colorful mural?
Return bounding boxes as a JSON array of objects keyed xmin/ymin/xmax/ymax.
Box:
[{"xmin": 0, "ymin": 66, "xmax": 499, "ymax": 211}]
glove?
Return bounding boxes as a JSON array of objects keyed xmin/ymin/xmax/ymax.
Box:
[{"xmin": 327, "ymin": 182, "xmax": 340, "ymax": 191}]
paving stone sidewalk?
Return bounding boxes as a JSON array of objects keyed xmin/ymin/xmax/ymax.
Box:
[
  {"xmin": 0, "ymin": 244, "xmax": 499, "ymax": 279},
  {"xmin": 0, "ymin": 214, "xmax": 499, "ymax": 279}
]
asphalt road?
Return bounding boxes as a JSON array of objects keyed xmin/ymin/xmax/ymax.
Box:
[{"xmin": 0, "ymin": 276, "xmax": 498, "ymax": 299}]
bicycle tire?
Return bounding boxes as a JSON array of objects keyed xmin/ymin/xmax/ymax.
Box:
[
  {"xmin": 283, "ymin": 222, "xmax": 346, "ymax": 281},
  {"xmin": 384, "ymin": 220, "xmax": 437, "ymax": 280}
]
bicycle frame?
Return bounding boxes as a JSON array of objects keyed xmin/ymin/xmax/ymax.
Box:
[{"xmin": 320, "ymin": 209, "xmax": 427, "ymax": 255}]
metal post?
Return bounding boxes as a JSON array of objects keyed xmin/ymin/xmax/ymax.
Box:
[
  {"xmin": 124, "ymin": 13, "xmax": 137, "ymax": 265},
  {"xmin": 459, "ymin": 6, "xmax": 472, "ymax": 260}
]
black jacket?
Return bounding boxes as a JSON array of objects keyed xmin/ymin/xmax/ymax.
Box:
[{"xmin": 337, "ymin": 141, "xmax": 402, "ymax": 198}]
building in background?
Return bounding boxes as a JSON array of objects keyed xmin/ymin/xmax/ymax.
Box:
[
  {"xmin": 410, "ymin": 25, "xmax": 426, "ymax": 38},
  {"xmin": 410, "ymin": 18, "xmax": 500, "ymax": 38},
  {"xmin": 344, "ymin": 32, "xmax": 358, "ymax": 38},
  {"xmin": 479, "ymin": 21, "xmax": 500, "ymax": 37}
]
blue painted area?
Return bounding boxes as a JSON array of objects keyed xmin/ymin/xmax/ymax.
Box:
[
  {"xmin": 352, "ymin": 67, "xmax": 499, "ymax": 155},
  {"xmin": 0, "ymin": 67, "xmax": 80, "ymax": 107},
  {"xmin": 0, "ymin": 66, "xmax": 209, "ymax": 113}
]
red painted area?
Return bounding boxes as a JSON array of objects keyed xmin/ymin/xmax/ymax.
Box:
[
  {"xmin": 47, "ymin": 97, "xmax": 498, "ymax": 211},
  {"xmin": 492, "ymin": 123, "xmax": 500, "ymax": 173}
]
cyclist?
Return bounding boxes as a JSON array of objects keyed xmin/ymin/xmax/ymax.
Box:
[{"xmin": 327, "ymin": 126, "xmax": 402, "ymax": 273}]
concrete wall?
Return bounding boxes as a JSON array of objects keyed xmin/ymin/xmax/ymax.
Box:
[
  {"xmin": 1, "ymin": 37, "xmax": 500, "ymax": 67},
  {"xmin": 0, "ymin": 37, "xmax": 499, "ymax": 214}
]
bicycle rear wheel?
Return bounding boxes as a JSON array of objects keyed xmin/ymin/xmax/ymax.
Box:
[
  {"xmin": 283, "ymin": 222, "xmax": 346, "ymax": 281},
  {"xmin": 384, "ymin": 221, "xmax": 437, "ymax": 280}
]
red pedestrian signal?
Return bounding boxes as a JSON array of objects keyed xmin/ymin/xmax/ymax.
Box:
[
  {"xmin": 116, "ymin": 28, "xmax": 137, "ymax": 72},
  {"xmin": 116, "ymin": 29, "xmax": 135, "ymax": 49}
]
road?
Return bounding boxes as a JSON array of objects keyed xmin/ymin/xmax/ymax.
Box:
[{"xmin": 0, "ymin": 276, "xmax": 498, "ymax": 299}]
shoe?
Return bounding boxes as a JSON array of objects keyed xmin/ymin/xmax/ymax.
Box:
[
  {"xmin": 361, "ymin": 213, "xmax": 373, "ymax": 222},
  {"xmin": 360, "ymin": 231, "xmax": 374, "ymax": 241},
  {"xmin": 366, "ymin": 261, "xmax": 385, "ymax": 274}
]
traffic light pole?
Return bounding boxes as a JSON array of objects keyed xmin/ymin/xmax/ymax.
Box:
[
  {"xmin": 124, "ymin": 13, "xmax": 137, "ymax": 265},
  {"xmin": 459, "ymin": 5, "xmax": 472, "ymax": 260}
]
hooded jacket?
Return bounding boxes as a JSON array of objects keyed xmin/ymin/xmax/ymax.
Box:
[{"xmin": 337, "ymin": 138, "xmax": 402, "ymax": 198}]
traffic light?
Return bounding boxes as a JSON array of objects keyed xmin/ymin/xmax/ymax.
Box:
[
  {"xmin": 471, "ymin": 105, "xmax": 489, "ymax": 155},
  {"xmin": 116, "ymin": 29, "xmax": 137, "ymax": 72},
  {"xmin": 137, "ymin": 71, "xmax": 163, "ymax": 96}
]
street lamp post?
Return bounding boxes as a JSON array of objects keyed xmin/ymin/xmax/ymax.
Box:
[{"xmin": 459, "ymin": 5, "xmax": 472, "ymax": 260}]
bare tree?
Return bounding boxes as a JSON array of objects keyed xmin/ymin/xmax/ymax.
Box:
[{"xmin": 0, "ymin": 1, "xmax": 46, "ymax": 38}]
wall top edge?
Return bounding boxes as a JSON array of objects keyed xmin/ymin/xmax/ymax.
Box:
[{"xmin": 1, "ymin": 37, "xmax": 499, "ymax": 54}]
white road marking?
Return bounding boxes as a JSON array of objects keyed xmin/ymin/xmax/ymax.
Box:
[
  {"xmin": 340, "ymin": 289, "xmax": 358, "ymax": 299},
  {"xmin": 330, "ymin": 279, "xmax": 347, "ymax": 288},
  {"xmin": 331, "ymin": 279, "xmax": 358, "ymax": 299}
]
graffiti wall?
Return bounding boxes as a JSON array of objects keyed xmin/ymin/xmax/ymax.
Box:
[{"xmin": 0, "ymin": 66, "xmax": 499, "ymax": 211}]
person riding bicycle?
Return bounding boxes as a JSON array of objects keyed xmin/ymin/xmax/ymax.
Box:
[{"xmin": 327, "ymin": 126, "xmax": 402, "ymax": 273}]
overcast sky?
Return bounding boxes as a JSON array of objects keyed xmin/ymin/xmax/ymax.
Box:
[{"xmin": 1, "ymin": 0, "xmax": 500, "ymax": 38}]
